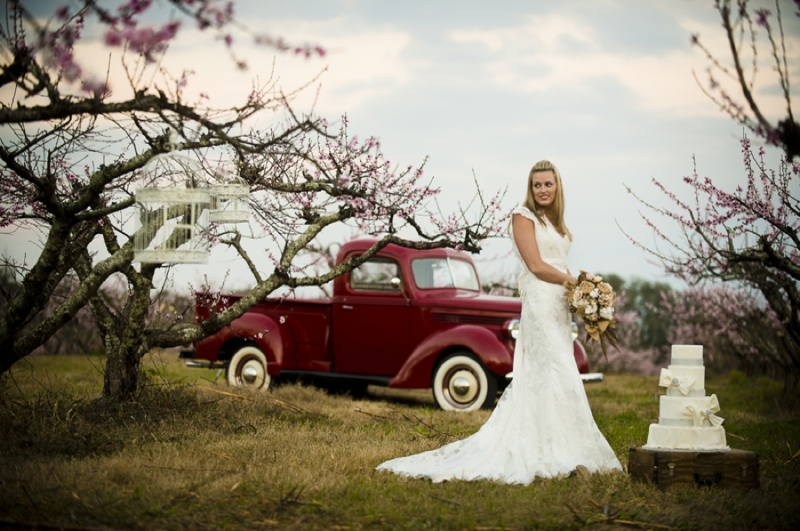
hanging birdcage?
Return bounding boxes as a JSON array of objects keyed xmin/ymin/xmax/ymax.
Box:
[
  {"xmin": 134, "ymin": 150, "xmax": 211, "ymax": 264},
  {"xmin": 209, "ymin": 175, "xmax": 250, "ymax": 224}
]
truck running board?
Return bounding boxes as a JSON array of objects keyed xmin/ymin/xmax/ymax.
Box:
[{"xmin": 185, "ymin": 360, "xmax": 227, "ymax": 369}]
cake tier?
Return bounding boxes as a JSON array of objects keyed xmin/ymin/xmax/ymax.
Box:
[
  {"xmin": 663, "ymin": 365, "xmax": 705, "ymax": 397},
  {"xmin": 659, "ymin": 395, "xmax": 720, "ymax": 426},
  {"xmin": 671, "ymin": 345, "xmax": 703, "ymax": 366},
  {"xmin": 643, "ymin": 424, "xmax": 729, "ymax": 451}
]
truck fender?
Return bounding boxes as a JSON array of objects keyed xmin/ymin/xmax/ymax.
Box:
[
  {"xmin": 195, "ymin": 313, "xmax": 291, "ymax": 376},
  {"xmin": 389, "ymin": 325, "xmax": 513, "ymax": 389}
]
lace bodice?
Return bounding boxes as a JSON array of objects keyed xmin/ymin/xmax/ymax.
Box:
[{"xmin": 510, "ymin": 205, "xmax": 571, "ymax": 270}]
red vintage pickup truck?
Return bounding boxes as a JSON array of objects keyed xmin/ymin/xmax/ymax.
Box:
[{"xmin": 183, "ymin": 238, "xmax": 598, "ymax": 411}]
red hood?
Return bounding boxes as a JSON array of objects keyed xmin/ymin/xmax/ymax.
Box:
[{"xmin": 413, "ymin": 290, "xmax": 521, "ymax": 314}]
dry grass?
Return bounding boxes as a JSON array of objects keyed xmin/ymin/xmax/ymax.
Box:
[{"xmin": 1, "ymin": 353, "xmax": 799, "ymax": 530}]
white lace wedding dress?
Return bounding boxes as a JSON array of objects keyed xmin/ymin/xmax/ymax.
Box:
[{"xmin": 376, "ymin": 205, "xmax": 622, "ymax": 484}]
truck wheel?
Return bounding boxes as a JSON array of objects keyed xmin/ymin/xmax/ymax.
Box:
[
  {"xmin": 432, "ymin": 352, "xmax": 497, "ymax": 411},
  {"xmin": 226, "ymin": 346, "xmax": 270, "ymax": 391}
]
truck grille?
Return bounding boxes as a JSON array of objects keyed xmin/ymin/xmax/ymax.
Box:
[{"xmin": 431, "ymin": 312, "xmax": 509, "ymax": 326}]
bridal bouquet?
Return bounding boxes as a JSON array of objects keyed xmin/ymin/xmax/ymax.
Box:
[{"xmin": 564, "ymin": 271, "xmax": 619, "ymax": 361}]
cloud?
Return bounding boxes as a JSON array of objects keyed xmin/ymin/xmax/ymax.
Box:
[
  {"xmin": 267, "ymin": 18, "xmax": 414, "ymax": 113},
  {"xmin": 447, "ymin": 11, "xmax": 798, "ymax": 119}
]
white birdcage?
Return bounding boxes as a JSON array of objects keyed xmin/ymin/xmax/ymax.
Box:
[
  {"xmin": 209, "ymin": 175, "xmax": 250, "ymax": 224},
  {"xmin": 134, "ymin": 149, "xmax": 211, "ymax": 264}
]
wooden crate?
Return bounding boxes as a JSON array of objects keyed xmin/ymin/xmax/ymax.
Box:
[{"xmin": 628, "ymin": 447, "xmax": 759, "ymax": 490}]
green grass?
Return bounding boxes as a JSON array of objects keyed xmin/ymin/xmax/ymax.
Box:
[{"xmin": 1, "ymin": 353, "xmax": 799, "ymax": 530}]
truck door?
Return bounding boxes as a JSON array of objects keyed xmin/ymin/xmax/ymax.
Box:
[{"xmin": 333, "ymin": 256, "xmax": 410, "ymax": 376}]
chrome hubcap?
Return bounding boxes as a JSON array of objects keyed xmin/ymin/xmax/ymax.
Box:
[
  {"xmin": 447, "ymin": 369, "xmax": 478, "ymax": 404},
  {"xmin": 243, "ymin": 365, "xmax": 259, "ymax": 384},
  {"xmin": 238, "ymin": 355, "xmax": 266, "ymax": 387},
  {"xmin": 452, "ymin": 376, "xmax": 471, "ymax": 396}
]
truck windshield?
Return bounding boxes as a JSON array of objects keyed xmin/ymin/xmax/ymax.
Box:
[{"xmin": 412, "ymin": 258, "xmax": 480, "ymax": 291}]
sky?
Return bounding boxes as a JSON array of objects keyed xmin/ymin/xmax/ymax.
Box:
[{"xmin": 3, "ymin": 0, "xmax": 799, "ymax": 293}]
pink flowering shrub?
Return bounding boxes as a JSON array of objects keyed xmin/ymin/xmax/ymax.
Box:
[
  {"xmin": 628, "ymin": 136, "xmax": 800, "ymax": 389},
  {"xmin": 655, "ymin": 285, "xmax": 790, "ymax": 381}
]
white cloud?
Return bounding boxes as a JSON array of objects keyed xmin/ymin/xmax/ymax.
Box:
[
  {"xmin": 266, "ymin": 19, "xmax": 413, "ymax": 114},
  {"xmin": 448, "ymin": 12, "xmax": 799, "ymax": 118}
]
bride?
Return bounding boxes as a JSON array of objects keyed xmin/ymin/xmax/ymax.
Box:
[{"xmin": 376, "ymin": 160, "xmax": 622, "ymax": 484}]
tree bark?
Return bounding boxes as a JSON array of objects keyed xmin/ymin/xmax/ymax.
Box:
[{"xmin": 97, "ymin": 264, "xmax": 157, "ymax": 403}]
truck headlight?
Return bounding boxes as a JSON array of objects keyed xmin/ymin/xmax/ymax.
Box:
[{"xmin": 506, "ymin": 319, "xmax": 520, "ymax": 340}]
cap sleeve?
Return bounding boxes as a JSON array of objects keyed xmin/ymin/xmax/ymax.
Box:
[{"xmin": 511, "ymin": 205, "xmax": 537, "ymax": 223}]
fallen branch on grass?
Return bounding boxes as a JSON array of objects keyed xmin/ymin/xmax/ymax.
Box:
[
  {"xmin": 428, "ymin": 494, "xmax": 461, "ymax": 506},
  {"xmin": 195, "ymin": 386, "xmax": 309, "ymax": 414},
  {"xmin": 783, "ymin": 443, "xmax": 800, "ymax": 464},
  {"xmin": 567, "ymin": 497, "xmax": 679, "ymax": 530},
  {"xmin": 612, "ymin": 519, "xmax": 679, "ymax": 530},
  {"xmin": 404, "ymin": 414, "xmax": 457, "ymax": 438},
  {"xmin": 142, "ymin": 464, "xmax": 239, "ymax": 473},
  {"xmin": 267, "ymin": 485, "xmax": 326, "ymax": 516},
  {"xmin": 195, "ymin": 387, "xmax": 256, "ymax": 401},
  {"xmin": 353, "ymin": 407, "xmax": 398, "ymax": 420},
  {"xmin": 354, "ymin": 408, "xmax": 457, "ymax": 438},
  {"xmin": 18, "ymin": 483, "xmax": 38, "ymax": 510}
]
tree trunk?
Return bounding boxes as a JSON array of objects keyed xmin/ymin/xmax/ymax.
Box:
[
  {"xmin": 97, "ymin": 266, "xmax": 156, "ymax": 403},
  {"xmin": 101, "ymin": 332, "xmax": 142, "ymax": 402}
]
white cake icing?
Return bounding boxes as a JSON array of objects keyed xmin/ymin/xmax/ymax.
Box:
[
  {"xmin": 671, "ymin": 345, "xmax": 703, "ymax": 359},
  {"xmin": 646, "ymin": 425, "xmax": 728, "ymax": 451},
  {"xmin": 643, "ymin": 345, "xmax": 730, "ymax": 452},
  {"xmin": 659, "ymin": 395, "xmax": 718, "ymax": 425},
  {"xmin": 664, "ymin": 365, "xmax": 705, "ymax": 397}
]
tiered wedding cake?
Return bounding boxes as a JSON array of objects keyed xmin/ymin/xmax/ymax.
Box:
[{"xmin": 643, "ymin": 345, "xmax": 730, "ymax": 452}]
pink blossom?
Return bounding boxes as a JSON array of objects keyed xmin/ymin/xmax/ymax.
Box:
[
  {"xmin": 104, "ymin": 30, "xmax": 124, "ymax": 47},
  {"xmin": 754, "ymin": 8, "xmax": 771, "ymax": 27},
  {"xmin": 55, "ymin": 6, "xmax": 70, "ymax": 21}
]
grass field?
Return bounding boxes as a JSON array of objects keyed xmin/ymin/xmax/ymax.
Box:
[{"xmin": 1, "ymin": 351, "xmax": 799, "ymax": 530}]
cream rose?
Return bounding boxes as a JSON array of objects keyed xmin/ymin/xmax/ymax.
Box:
[{"xmin": 579, "ymin": 280, "xmax": 595, "ymax": 293}]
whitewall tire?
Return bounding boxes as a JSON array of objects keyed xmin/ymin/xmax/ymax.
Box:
[
  {"xmin": 226, "ymin": 346, "xmax": 270, "ymax": 391},
  {"xmin": 432, "ymin": 352, "xmax": 497, "ymax": 411}
]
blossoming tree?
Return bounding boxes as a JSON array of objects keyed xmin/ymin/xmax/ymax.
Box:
[
  {"xmin": 656, "ymin": 285, "xmax": 788, "ymax": 380},
  {"xmin": 692, "ymin": 0, "xmax": 800, "ymax": 160},
  {"xmin": 627, "ymin": 139, "xmax": 800, "ymax": 389},
  {"xmin": 627, "ymin": 0, "xmax": 800, "ymax": 389},
  {"xmin": 0, "ymin": 1, "xmax": 507, "ymax": 401}
]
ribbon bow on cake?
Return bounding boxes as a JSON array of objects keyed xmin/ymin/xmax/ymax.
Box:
[
  {"xmin": 659, "ymin": 368, "xmax": 696, "ymax": 396},
  {"xmin": 686, "ymin": 394, "xmax": 724, "ymax": 427}
]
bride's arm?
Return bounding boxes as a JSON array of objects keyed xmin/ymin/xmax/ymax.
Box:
[{"xmin": 512, "ymin": 214, "xmax": 576, "ymax": 285}]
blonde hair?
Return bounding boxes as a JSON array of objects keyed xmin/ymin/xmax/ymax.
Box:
[{"xmin": 523, "ymin": 159, "xmax": 572, "ymax": 240}]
